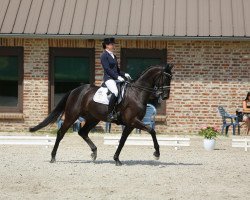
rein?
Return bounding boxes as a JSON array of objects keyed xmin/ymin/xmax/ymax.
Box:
[
  {"xmin": 126, "ymin": 71, "xmax": 172, "ymax": 94},
  {"xmin": 127, "ymin": 82, "xmax": 170, "ymax": 93}
]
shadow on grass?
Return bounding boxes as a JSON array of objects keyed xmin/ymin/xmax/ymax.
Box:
[{"xmin": 55, "ymin": 159, "xmax": 203, "ymax": 166}]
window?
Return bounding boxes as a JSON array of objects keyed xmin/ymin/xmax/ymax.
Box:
[
  {"xmin": 121, "ymin": 48, "xmax": 167, "ymax": 115},
  {"xmin": 0, "ymin": 47, "xmax": 23, "ymax": 112},
  {"xmin": 49, "ymin": 48, "xmax": 94, "ymax": 109}
]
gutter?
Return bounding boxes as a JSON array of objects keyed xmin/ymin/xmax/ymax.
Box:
[{"xmin": 0, "ymin": 33, "xmax": 250, "ymax": 41}]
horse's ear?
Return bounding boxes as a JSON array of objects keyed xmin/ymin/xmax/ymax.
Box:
[{"xmin": 165, "ymin": 63, "xmax": 174, "ymax": 71}]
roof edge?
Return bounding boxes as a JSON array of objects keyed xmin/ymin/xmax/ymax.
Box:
[{"xmin": 0, "ymin": 34, "xmax": 250, "ymax": 41}]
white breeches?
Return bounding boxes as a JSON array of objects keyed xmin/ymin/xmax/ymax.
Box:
[{"xmin": 105, "ymin": 79, "xmax": 118, "ymax": 97}]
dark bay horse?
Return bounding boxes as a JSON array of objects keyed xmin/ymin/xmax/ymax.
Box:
[{"xmin": 30, "ymin": 65, "xmax": 173, "ymax": 166}]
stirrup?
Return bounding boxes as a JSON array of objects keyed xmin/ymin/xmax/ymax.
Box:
[{"xmin": 107, "ymin": 111, "xmax": 118, "ymax": 122}]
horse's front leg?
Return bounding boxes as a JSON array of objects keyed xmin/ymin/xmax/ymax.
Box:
[
  {"xmin": 113, "ymin": 126, "xmax": 134, "ymax": 166},
  {"xmin": 133, "ymin": 118, "xmax": 160, "ymax": 160}
]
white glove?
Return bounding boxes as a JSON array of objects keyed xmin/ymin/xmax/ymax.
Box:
[
  {"xmin": 117, "ymin": 76, "xmax": 125, "ymax": 82},
  {"xmin": 125, "ymin": 73, "xmax": 131, "ymax": 79}
]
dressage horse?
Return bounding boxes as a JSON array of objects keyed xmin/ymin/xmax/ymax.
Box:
[{"xmin": 30, "ymin": 65, "xmax": 173, "ymax": 166}]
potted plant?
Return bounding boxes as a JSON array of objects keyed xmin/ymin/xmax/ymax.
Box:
[{"xmin": 199, "ymin": 127, "xmax": 220, "ymax": 151}]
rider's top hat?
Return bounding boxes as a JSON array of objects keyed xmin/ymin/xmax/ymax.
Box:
[
  {"xmin": 102, "ymin": 38, "xmax": 116, "ymax": 49},
  {"xmin": 102, "ymin": 38, "xmax": 116, "ymax": 45}
]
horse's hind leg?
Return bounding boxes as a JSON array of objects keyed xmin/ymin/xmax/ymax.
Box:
[
  {"xmin": 50, "ymin": 119, "xmax": 73, "ymax": 163},
  {"xmin": 78, "ymin": 119, "xmax": 100, "ymax": 161}
]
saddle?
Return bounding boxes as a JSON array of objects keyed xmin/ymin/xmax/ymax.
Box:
[{"xmin": 93, "ymin": 82, "xmax": 128, "ymax": 105}]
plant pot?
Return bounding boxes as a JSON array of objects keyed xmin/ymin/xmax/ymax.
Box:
[{"xmin": 203, "ymin": 139, "xmax": 215, "ymax": 151}]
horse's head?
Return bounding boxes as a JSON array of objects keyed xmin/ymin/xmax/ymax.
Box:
[
  {"xmin": 135, "ymin": 64, "xmax": 173, "ymax": 101},
  {"xmin": 152, "ymin": 64, "xmax": 173, "ymax": 101}
]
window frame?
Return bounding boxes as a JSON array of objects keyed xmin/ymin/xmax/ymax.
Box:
[
  {"xmin": 121, "ymin": 48, "xmax": 167, "ymax": 115},
  {"xmin": 49, "ymin": 47, "xmax": 95, "ymax": 111},
  {"xmin": 0, "ymin": 46, "xmax": 23, "ymax": 113}
]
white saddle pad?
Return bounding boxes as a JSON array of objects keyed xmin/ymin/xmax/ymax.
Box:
[{"xmin": 93, "ymin": 85, "xmax": 126, "ymax": 105}]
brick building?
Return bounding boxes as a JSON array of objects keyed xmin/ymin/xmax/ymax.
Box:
[{"xmin": 0, "ymin": 0, "xmax": 250, "ymax": 134}]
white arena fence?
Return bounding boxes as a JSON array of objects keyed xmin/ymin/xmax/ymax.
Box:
[
  {"xmin": 0, "ymin": 135, "xmax": 56, "ymax": 147},
  {"xmin": 232, "ymin": 138, "xmax": 250, "ymax": 152},
  {"xmin": 104, "ymin": 136, "xmax": 190, "ymax": 150}
]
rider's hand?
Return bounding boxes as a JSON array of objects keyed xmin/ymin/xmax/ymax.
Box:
[
  {"xmin": 117, "ymin": 76, "xmax": 125, "ymax": 82},
  {"xmin": 125, "ymin": 73, "xmax": 131, "ymax": 80}
]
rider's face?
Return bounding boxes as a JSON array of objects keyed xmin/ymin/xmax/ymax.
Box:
[{"xmin": 106, "ymin": 43, "xmax": 115, "ymax": 51}]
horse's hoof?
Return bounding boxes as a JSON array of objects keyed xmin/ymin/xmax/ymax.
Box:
[
  {"xmin": 91, "ymin": 151, "xmax": 97, "ymax": 161},
  {"xmin": 115, "ymin": 160, "xmax": 122, "ymax": 166},
  {"xmin": 153, "ymin": 152, "xmax": 160, "ymax": 160},
  {"xmin": 154, "ymin": 156, "xmax": 160, "ymax": 160},
  {"xmin": 50, "ymin": 158, "xmax": 56, "ymax": 163}
]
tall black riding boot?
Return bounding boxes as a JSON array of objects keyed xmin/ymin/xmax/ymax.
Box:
[{"xmin": 107, "ymin": 93, "xmax": 118, "ymax": 122}]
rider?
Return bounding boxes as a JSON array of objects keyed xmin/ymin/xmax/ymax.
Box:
[{"xmin": 100, "ymin": 38, "xmax": 131, "ymax": 122}]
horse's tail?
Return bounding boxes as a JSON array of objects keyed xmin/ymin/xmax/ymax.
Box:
[{"xmin": 29, "ymin": 91, "xmax": 71, "ymax": 132}]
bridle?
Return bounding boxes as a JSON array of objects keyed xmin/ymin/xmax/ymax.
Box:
[{"xmin": 127, "ymin": 69, "xmax": 172, "ymax": 98}]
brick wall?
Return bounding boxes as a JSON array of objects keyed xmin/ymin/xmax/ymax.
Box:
[
  {"xmin": 0, "ymin": 38, "xmax": 249, "ymax": 134},
  {"xmin": 166, "ymin": 40, "xmax": 250, "ymax": 134}
]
